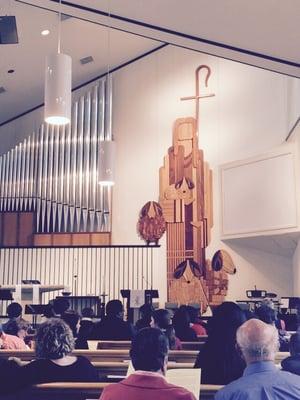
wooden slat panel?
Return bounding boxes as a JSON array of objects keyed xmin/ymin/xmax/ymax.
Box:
[
  {"xmin": 2, "ymin": 213, "xmax": 18, "ymax": 246},
  {"xmin": 18, "ymin": 212, "xmax": 34, "ymax": 246}
]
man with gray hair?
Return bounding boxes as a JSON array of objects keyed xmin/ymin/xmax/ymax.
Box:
[{"xmin": 215, "ymin": 319, "xmax": 300, "ymax": 399}]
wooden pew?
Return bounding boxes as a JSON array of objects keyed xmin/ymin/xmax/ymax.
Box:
[
  {"xmin": 0, "ymin": 382, "xmax": 222, "ymax": 400},
  {"xmin": 0, "ymin": 349, "xmax": 288, "ymax": 365},
  {"xmin": 0, "ymin": 349, "xmax": 199, "ymax": 363},
  {"xmin": 96, "ymin": 340, "xmax": 205, "ymax": 351},
  {"xmin": 17, "ymin": 360, "xmax": 195, "ymax": 378}
]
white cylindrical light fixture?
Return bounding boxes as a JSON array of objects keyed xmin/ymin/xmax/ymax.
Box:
[
  {"xmin": 98, "ymin": 140, "xmax": 116, "ymax": 186},
  {"xmin": 44, "ymin": 53, "xmax": 72, "ymax": 125}
]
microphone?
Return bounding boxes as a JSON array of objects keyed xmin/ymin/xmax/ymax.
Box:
[{"xmin": 142, "ymin": 275, "xmax": 150, "ymax": 289}]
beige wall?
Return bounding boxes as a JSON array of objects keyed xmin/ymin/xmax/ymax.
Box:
[
  {"xmin": 112, "ymin": 45, "xmax": 294, "ymax": 305},
  {"xmin": 0, "ymin": 44, "xmax": 297, "ymax": 306}
]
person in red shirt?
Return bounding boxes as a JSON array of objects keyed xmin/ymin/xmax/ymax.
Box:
[
  {"xmin": 186, "ymin": 306, "xmax": 207, "ymax": 336},
  {"xmin": 0, "ymin": 324, "xmax": 27, "ymax": 350},
  {"xmin": 99, "ymin": 327, "xmax": 196, "ymax": 400}
]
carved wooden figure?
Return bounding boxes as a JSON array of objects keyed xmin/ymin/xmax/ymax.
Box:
[
  {"xmin": 137, "ymin": 201, "xmax": 166, "ymax": 245},
  {"xmin": 159, "ymin": 65, "xmax": 235, "ymax": 312}
]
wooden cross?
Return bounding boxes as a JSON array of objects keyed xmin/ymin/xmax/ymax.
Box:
[{"xmin": 180, "ymin": 65, "xmax": 215, "ymax": 128}]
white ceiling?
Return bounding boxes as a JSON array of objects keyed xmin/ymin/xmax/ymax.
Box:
[
  {"xmin": 0, "ymin": 1, "xmax": 160, "ymax": 124},
  {"xmin": 0, "ymin": 0, "xmax": 299, "ymax": 125},
  {"xmin": 73, "ymin": 0, "xmax": 300, "ymax": 67},
  {"xmin": 225, "ymin": 232, "xmax": 300, "ymax": 258},
  {"xmin": 18, "ymin": 0, "xmax": 300, "ymax": 78}
]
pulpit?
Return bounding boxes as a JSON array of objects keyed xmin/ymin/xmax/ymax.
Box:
[{"xmin": 121, "ymin": 289, "xmax": 159, "ymax": 323}]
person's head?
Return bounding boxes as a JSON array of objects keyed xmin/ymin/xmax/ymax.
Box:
[
  {"xmin": 3, "ymin": 319, "xmax": 29, "ymax": 339},
  {"xmin": 173, "ymin": 306, "xmax": 191, "ymax": 331},
  {"xmin": 153, "ymin": 309, "xmax": 171, "ymax": 329},
  {"xmin": 81, "ymin": 307, "xmax": 94, "ymax": 319},
  {"xmin": 35, "ymin": 318, "xmax": 75, "ymax": 360},
  {"xmin": 261, "ymin": 298, "xmax": 275, "ymax": 310},
  {"xmin": 7, "ymin": 302, "xmax": 22, "ymax": 319},
  {"xmin": 237, "ymin": 319, "xmax": 279, "ymax": 365},
  {"xmin": 62, "ymin": 310, "xmax": 80, "ymax": 336},
  {"xmin": 139, "ymin": 304, "xmax": 154, "ymax": 320},
  {"xmin": 289, "ymin": 332, "xmax": 300, "ymax": 357},
  {"xmin": 186, "ymin": 306, "xmax": 200, "ymax": 324},
  {"xmin": 209, "ymin": 301, "xmax": 246, "ymax": 334},
  {"xmin": 43, "ymin": 304, "xmax": 56, "ymax": 319},
  {"xmin": 106, "ymin": 300, "xmax": 124, "ymax": 319},
  {"xmin": 256, "ymin": 305, "xmax": 275, "ymax": 325},
  {"xmin": 53, "ymin": 298, "xmax": 70, "ymax": 315},
  {"xmin": 244, "ymin": 310, "xmax": 258, "ymax": 320},
  {"xmin": 130, "ymin": 328, "xmax": 169, "ymax": 375}
]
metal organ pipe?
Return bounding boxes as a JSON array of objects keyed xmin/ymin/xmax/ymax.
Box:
[{"xmin": 0, "ymin": 76, "xmax": 112, "ymax": 233}]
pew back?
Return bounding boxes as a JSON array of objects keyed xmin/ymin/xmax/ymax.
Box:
[
  {"xmin": 0, "ymin": 349, "xmax": 199, "ymax": 363},
  {"xmin": 0, "ymin": 383, "xmax": 222, "ymax": 400},
  {"xmin": 0, "ymin": 349, "xmax": 289, "ymax": 365},
  {"xmin": 95, "ymin": 340, "xmax": 205, "ymax": 351}
]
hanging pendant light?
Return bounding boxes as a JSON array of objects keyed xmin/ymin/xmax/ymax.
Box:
[
  {"xmin": 98, "ymin": 140, "xmax": 116, "ymax": 186},
  {"xmin": 44, "ymin": 0, "xmax": 72, "ymax": 125}
]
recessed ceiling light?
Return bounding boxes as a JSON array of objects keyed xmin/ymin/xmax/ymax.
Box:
[{"xmin": 41, "ymin": 30, "xmax": 50, "ymax": 36}]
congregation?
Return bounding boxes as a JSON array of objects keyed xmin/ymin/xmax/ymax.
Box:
[{"xmin": 1, "ymin": 299, "xmax": 300, "ymax": 399}]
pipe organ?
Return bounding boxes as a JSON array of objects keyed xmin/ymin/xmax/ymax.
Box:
[{"xmin": 0, "ymin": 76, "xmax": 113, "ymax": 233}]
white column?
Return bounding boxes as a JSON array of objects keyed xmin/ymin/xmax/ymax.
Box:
[{"xmin": 292, "ymin": 238, "xmax": 300, "ymax": 295}]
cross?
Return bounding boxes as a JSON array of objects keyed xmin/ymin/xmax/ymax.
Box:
[{"xmin": 180, "ymin": 65, "xmax": 215, "ymax": 128}]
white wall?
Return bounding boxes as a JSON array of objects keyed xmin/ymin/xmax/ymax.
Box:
[
  {"xmin": 0, "ymin": 44, "xmax": 296, "ymax": 304},
  {"xmin": 112, "ymin": 45, "xmax": 294, "ymax": 304}
]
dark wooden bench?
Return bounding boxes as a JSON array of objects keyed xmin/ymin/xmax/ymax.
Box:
[
  {"xmin": 0, "ymin": 382, "xmax": 222, "ymax": 400},
  {"xmin": 0, "ymin": 349, "xmax": 199, "ymax": 363},
  {"xmin": 95, "ymin": 340, "xmax": 206, "ymax": 351},
  {"xmin": 0, "ymin": 349, "xmax": 288, "ymax": 364}
]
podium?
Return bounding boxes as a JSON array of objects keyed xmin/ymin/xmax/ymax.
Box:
[{"xmin": 121, "ymin": 289, "xmax": 159, "ymax": 323}]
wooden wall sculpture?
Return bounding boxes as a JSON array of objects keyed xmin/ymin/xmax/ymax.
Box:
[
  {"xmin": 159, "ymin": 65, "xmax": 236, "ymax": 312},
  {"xmin": 137, "ymin": 201, "xmax": 166, "ymax": 245}
]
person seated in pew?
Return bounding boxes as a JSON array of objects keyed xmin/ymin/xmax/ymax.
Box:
[
  {"xmin": 172, "ymin": 306, "xmax": 198, "ymax": 342},
  {"xmin": 186, "ymin": 305, "xmax": 207, "ymax": 336},
  {"xmin": 16, "ymin": 318, "xmax": 98, "ymax": 386},
  {"xmin": 0, "ymin": 358, "xmax": 23, "ymax": 394},
  {"xmin": 215, "ymin": 319, "xmax": 300, "ymax": 400},
  {"xmin": 135, "ymin": 303, "xmax": 154, "ymax": 331},
  {"xmin": 2, "ymin": 319, "xmax": 33, "ymax": 348},
  {"xmin": 52, "ymin": 297, "xmax": 70, "ymax": 317},
  {"xmin": 99, "ymin": 327, "xmax": 196, "ymax": 400},
  {"xmin": 256, "ymin": 305, "xmax": 289, "ymax": 351},
  {"xmin": 0, "ymin": 323, "xmax": 27, "ymax": 350},
  {"xmin": 2, "ymin": 302, "xmax": 23, "ymax": 333},
  {"xmin": 194, "ymin": 302, "xmax": 246, "ymax": 385},
  {"xmin": 62, "ymin": 310, "xmax": 87, "ymax": 349},
  {"xmin": 92, "ymin": 300, "xmax": 135, "ymax": 340},
  {"xmin": 77, "ymin": 307, "xmax": 96, "ymax": 348},
  {"xmin": 3, "ymin": 319, "xmax": 29, "ymax": 340},
  {"xmin": 80, "ymin": 307, "xmax": 95, "ymax": 332},
  {"xmin": 281, "ymin": 332, "xmax": 300, "ymax": 375},
  {"xmin": 152, "ymin": 309, "xmax": 182, "ymax": 350}
]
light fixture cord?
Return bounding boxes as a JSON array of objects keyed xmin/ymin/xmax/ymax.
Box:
[
  {"xmin": 107, "ymin": 0, "xmax": 111, "ymax": 77},
  {"xmin": 58, "ymin": 0, "xmax": 62, "ymax": 53}
]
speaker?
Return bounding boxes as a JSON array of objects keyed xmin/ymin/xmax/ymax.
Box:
[{"xmin": 0, "ymin": 16, "xmax": 18, "ymax": 44}]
